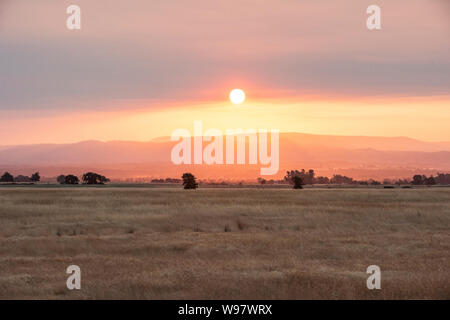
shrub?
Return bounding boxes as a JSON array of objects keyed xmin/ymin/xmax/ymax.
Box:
[{"xmin": 57, "ymin": 175, "xmax": 66, "ymax": 184}]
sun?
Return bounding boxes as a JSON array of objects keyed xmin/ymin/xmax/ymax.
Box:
[{"xmin": 229, "ymin": 89, "xmax": 246, "ymax": 104}]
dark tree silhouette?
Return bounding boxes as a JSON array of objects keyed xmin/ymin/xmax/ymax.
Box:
[
  {"xmin": 82, "ymin": 172, "xmax": 110, "ymax": 184},
  {"xmin": 57, "ymin": 175, "xmax": 66, "ymax": 184},
  {"xmin": 424, "ymin": 176, "xmax": 436, "ymax": 186},
  {"xmin": 285, "ymin": 169, "xmax": 315, "ymax": 185},
  {"xmin": 31, "ymin": 172, "xmax": 40, "ymax": 182},
  {"xmin": 65, "ymin": 175, "xmax": 79, "ymax": 185},
  {"xmin": 14, "ymin": 175, "xmax": 32, "ymax": 183},
  {"xmin": 412, "ymin": 175, "xmax": 425, "ymax": 185},
  {"xmin": 0, "ymin": 172, "xmax": 14, "ymax": 183},
  {"xmin": 292, "ymin": 176, "xmax": 304, "ymax": 189},
  {"xmin": 182, "ymin": 173, "xmax": 198, "ymax": 189},
  {"xmin": 330, "ymin": 174, "xmax": 356, "ymax": 185},
  {"xmin": 435, "ymin": 173, "xmax": 450, "ymax": 185},
  {"xmin": 410, "ymin": 174, "xmax": 439, "ymax": 186},
  {"xmin": 315, "ymin": 176, "xmax": 330, "ymax": 184}
]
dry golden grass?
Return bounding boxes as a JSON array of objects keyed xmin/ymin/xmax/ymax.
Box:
[{"xmin": 0, "ymin": 187, "xmax": 449, "ymax": 299}]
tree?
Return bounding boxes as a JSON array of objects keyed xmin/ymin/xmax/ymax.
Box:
[
  {"xmin": 65, "ymin": 175, "xmax": 79, "ymax": 185},
  {"xmin": 82, "ymin": 172, "xmax": 110, "ymax": 184},
  {"xmin": 306, "ymin": 169, "xmax": 315, "ymax": 184},
  {"xmin": 31, "ymin": 172, "xmax": 40, "ymax": 182},
  {"xmin": 182, "ymin": 173, "xmax": 198, "ymax": 189},
  {"xmin": 330, "ymin": 174, "xmax": 356, "ymax": 185},
  {"xmin": 292, "ymin": 176, "xmax": 304, "ymax": 189},
  {"xmin": 315, "ymin": 176, "xmax": 330, "ymax": 184},
  {"xmin": 435, "ymin": 173, "xmax": 450, "ymax": 185},
  {"xmin": 285, "ymin": 169, "xmax": 315, "ymax": 185},
  {"xmin": 0, "ymin": 172, "xmax": 14, "ymax": 183},
  {"xmin": 412, "ymin": 175, "xmax": 425, "ymax": 185},
  {"xmin": 257, "ymin": 177, "xmax": 267, "ymax": 185},
  {"xmin": 424, "ymin": 176, "xmax": 436, "ymax": 186},
  {"xmin": 57, "ymin": 175, "xmax": 66, "ymax": 184},
  {"xmin": 14, "ymin": 175, "xmax": 32, "ymax": 183}
]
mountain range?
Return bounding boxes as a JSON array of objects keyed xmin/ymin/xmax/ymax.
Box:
[{"xmin": 1, "ymin": 133, "xmax": 449, "ymax": 181}]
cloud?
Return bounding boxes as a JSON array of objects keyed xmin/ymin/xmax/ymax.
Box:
[
  {"xmin": 0, "ymin": 0, "xmax": 449, "ymax": 112},
  {"xmin": 0, "ymin": 0, "xmax": 9, "ymax": 25}
]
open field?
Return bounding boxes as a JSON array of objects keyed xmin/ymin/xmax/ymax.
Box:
[{"xmin": 0, "ymin": 187, "xmax": 449, "ymax": 299}]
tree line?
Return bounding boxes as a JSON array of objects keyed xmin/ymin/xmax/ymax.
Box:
[
  {"xmin": 2, "ymin": 169, "xmax": 449, "ymax": 189},
  {"xmin": 411, "ymin": 173, "xmax": 450, "ymax": 186},
  {"xmin": 279, "ymin": 169, "xmax": 450, "ymax": 188},
  {"xmin": 179, "ymin": 170, "xmax": 450, "ymax": 190},
  {"xmin": 0, "ymin": 171, "xmax": 110, "ymax": 185},
  {"xmin": 57, "ymin": 172, "xmax": 110, "ymax": 184},
  {"xmin": 0, "ymin": 171, "xmax": 40, "ymax": 183}
]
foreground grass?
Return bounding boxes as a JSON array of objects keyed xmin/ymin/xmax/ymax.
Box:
[{"xmin": 0, "ymin": 187, "xmax": 448, "ymax": 299}]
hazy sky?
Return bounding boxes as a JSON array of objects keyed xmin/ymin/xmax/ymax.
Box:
[{"xmin": 0, "ymin": 0, "xmax": 449, "ymax": 144}]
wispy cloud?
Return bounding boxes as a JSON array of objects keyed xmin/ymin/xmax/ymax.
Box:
[{"xmin": 1, "ymin": 0, "xmax": 449, "ymax": 112}]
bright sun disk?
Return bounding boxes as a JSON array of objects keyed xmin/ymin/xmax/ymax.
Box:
[{"xmin": 229, "ymin": 89, "xmax": 246, "ymax": 104}]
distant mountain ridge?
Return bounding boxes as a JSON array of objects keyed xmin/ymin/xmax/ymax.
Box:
[{"xmin": 0, "ymin": 133, "xmax": 449, "ymax": 180}]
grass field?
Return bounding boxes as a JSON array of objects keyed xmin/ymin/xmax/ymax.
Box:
[{"xmin": 0, "ymin": 187, "xmax": 449, "ymax": 299}]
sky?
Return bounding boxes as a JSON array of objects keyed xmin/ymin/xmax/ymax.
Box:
[{"xmin": 0, "ymin": 0, "xmax": 449, "ymax": 145}]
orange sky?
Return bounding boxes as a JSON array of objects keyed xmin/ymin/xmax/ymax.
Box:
[
  {"xmin": 1, "ymin": 95, "xmax": 449, "ymax": 145},
  {"xmin": 0, "ymin": 0, "xmax": 449, "ymax": 145}
]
